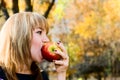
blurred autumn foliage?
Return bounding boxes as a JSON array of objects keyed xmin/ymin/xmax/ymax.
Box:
[{"xmin": 1, "ymin": 0, "xmax": 120, "ymax": 80}]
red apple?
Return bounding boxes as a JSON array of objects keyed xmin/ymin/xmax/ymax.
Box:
[{"xmin": 41, "ymin": 42, "xmax": 62, "ymax": 62}]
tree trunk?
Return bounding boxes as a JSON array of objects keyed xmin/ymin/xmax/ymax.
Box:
[
  {"xmin": 25, "ymin": 0, "xmax": 32, "ymax": 12},
  {"xmin": 0, "ymin": 0, "xmax": 9, "ymax": 20},
  {"xmin": 12, "ymin": 0, "xmax": 19, "ymax": 13},
  {"xmin": 97, "ymin": 73, "xmax": 101, "ymax": 80},
  {"xmin": 83, "ymin": 76, "xmax": 87, "ymax": 80}
]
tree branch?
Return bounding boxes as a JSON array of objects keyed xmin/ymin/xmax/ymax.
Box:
[
  {"xmin": 44, "ymin": 0, "xmax": 55, "ymax": 18},
  {"xmin": 12, "ymin": 0, "xmax": 19, "ymax": 13}
]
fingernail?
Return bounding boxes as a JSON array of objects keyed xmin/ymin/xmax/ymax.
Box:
[
  {"xmin": 57, "ymin": 41, "xmax": 61, "ymax": 44},
  {"xmin": 53, "ymin": 60, "xmax": 56, "ymax": 62},
  {"xmin": 54, "ymin": 50, "xmax": 57, "ymax": 52}
]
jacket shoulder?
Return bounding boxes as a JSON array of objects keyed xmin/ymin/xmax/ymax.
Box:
[{"xmin": 0, "ymin": 67, "xmax": 7, "ymax": 80}]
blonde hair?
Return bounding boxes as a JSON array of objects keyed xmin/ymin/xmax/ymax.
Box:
[{"xmin": 0, "ymin": 12, "xmax": 48, "ymax": 80}]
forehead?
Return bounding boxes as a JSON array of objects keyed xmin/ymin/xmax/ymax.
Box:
[
  {"xmin": 33, "ymin": 26, "xmax": 44, "ymax": 30},
  {"xmin": 33, "ymin": 27, "xmax": 47, "ymax": 33},
  {"xmin": 31, "ymin": 16, "xmax": 49, "ymax": 33}
]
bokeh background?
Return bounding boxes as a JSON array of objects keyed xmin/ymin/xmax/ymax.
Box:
[{"xmin": 0, "ymin": 0, "xmax": 120, "ymax": 80}]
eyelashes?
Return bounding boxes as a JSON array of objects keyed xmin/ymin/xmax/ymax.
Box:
[{"xmin": 36, "ymin": 31, "xmax": 42, "ymax": 35}]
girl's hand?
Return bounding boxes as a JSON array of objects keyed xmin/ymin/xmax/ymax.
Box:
[{"xmin": 53, "ymin": 41, "xmax": 69, "ymax": 73}]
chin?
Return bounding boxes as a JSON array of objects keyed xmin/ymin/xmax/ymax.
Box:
[{"xmin": 32, "ymin": 56, "xmax": 43, "ymax": 63}]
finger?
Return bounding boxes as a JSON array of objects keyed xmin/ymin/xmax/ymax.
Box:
[
  {"xmin": 57, "ymin": 41, "xmax": 67, "ymax": 54},
  {"xmin": 55, "ymin": 50, "xmax": 68, "ymax": 59},
  {"xmin": 54, "ymin": 60, "xmax": 64, "ymax": 65},
  {"xmin": 54, "ymin": 60, "xmax": 69, "ymax": 67}
]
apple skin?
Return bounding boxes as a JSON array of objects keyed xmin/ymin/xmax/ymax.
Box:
[{"xmin": 41, "ymin": 42, "xmax": 62, "ymax": 62}]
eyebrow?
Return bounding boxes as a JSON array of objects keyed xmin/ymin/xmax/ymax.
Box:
[{"xmin": 35, "ymin": 27, "xmax": 44, "ymax": 30}]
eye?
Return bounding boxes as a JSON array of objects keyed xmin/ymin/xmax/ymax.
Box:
[{"xmin": 36, "ymin": 31, "xmax": 42, "ymax": 35}]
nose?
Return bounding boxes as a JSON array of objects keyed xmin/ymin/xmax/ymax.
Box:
[{"xmin": 43, "ymin": 35, "xmax": 50, "ymax": 43}]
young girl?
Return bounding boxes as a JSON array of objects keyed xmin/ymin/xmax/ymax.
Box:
[{"xmin": 0, "ymin": 12, "xmax": 69, "ymax": 80}]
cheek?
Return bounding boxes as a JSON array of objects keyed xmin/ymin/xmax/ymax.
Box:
[
  {"xmin": 30, "ymin": 36, "xmax": 43, "ymax": 62},
  {"xmin": 31, "ymin": 37, "xmax": 42, "ymax": 49}
]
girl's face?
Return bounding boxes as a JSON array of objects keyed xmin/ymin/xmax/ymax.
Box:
[{"xmin": 31, "ymin": 28, "xmax": 49, "ymax": 63}]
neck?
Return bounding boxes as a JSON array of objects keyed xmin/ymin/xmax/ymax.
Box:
[{"xmin": 16, "ymin": 65, "xmax": 32, "ymax": 74}]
